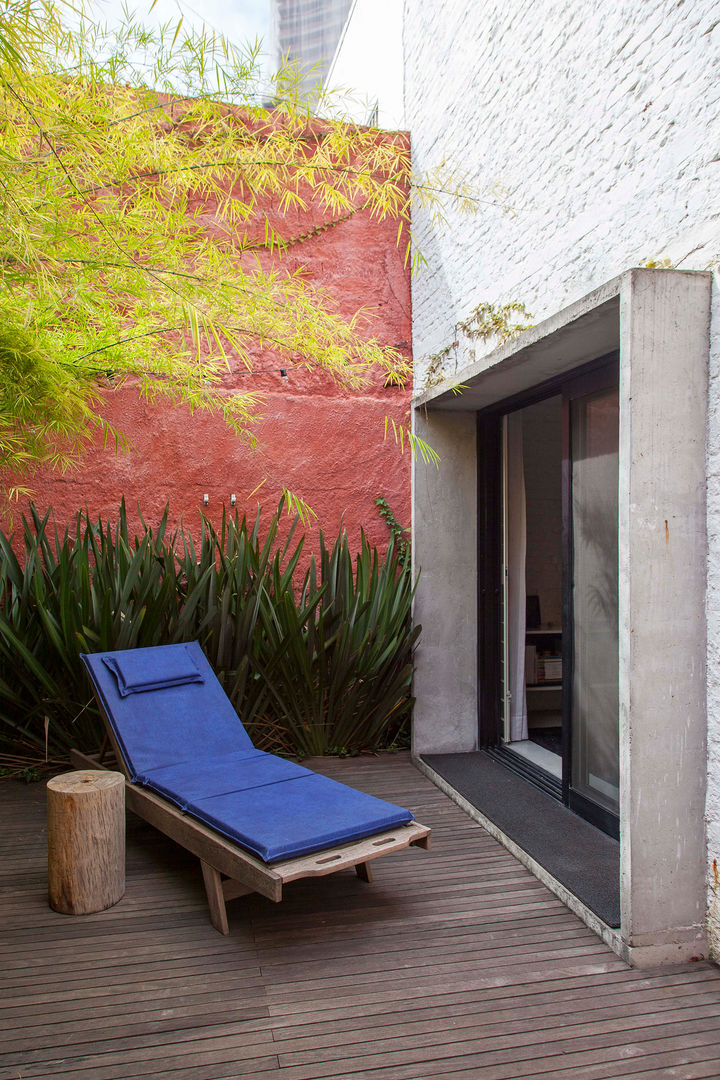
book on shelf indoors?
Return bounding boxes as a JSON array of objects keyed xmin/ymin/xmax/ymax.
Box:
[{"xmin": 537, "ymin": 655, "xmax": 562, "ymax": 683}]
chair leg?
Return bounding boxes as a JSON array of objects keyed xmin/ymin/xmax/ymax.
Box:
[
  {"xmin": 200, "ymin": 860, "xmax": 229, "ymax": 934},
  {"xmin": 355, "ymin": 861, "xmax": 374, "ymax": 883}
]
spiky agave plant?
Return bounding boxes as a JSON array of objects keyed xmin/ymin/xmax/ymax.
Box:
[
  {"xmin": 0, "ymin": 502, "xmax": 419, "ymax": 764},
  {"xmin": 248, "ymin": 529, "xmax": 419, "ymax": 757}
]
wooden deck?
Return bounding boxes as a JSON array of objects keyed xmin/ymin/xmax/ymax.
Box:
[{"xmin": 2, "ymin": 752, "xmax": 720, "ymax": 1080}]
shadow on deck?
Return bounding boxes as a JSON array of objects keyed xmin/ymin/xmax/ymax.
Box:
[{"xmin": 2, "ymin": 753, "xmax": 720, "ymax": 1080}]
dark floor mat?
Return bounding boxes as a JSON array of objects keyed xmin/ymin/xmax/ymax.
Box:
[{"xmin": 423, "ymin": 751, "xmax": 620, "ymax": 927}]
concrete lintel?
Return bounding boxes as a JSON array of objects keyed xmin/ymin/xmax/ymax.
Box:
[
  {"xmin": 413, "ymin": 269, "xmax": 711, "ymax": 415},
  {"xmin": 413, "ymin": 276, "xmax": 624, "ymax": 411}
]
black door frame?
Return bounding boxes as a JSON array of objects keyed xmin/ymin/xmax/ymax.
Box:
[{"xmin": 476, "ymin": 351, "xmax": 619, "ymax": 837}]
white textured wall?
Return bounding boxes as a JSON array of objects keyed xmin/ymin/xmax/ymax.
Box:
[{"xmin": 404, "ymin": 0, "xmax": 720, "ymax": 953}]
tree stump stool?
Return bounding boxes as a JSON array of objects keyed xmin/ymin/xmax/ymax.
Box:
[{"xmin": 47, "ymin": 770, "xmax": 125, "ymax": 915}]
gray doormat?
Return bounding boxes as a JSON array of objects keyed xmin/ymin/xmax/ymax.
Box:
[{"xmin": 423, "ymin": 751, "xmax": 621, "ymax": 927}]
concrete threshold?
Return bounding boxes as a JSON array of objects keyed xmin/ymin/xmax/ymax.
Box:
[{"xmin": 413, "ymin": 752, "xmax": 624, "ymax": 960}]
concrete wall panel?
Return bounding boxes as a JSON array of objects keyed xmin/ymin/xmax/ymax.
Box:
[
  {"xmin": 618, "ymin": 269, "xmax": 711, "ymax": 965},
  {"xmin": 412, "ymin": 408, "xmax": 478, "ymax": 754}
]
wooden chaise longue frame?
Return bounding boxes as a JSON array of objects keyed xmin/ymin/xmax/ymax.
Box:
[{"xmin": 72, "ymin": 646, "xmax": 430, "ymax": 935}]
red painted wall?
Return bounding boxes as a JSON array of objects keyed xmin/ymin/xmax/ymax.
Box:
[{"xmin": 14, "ymin": 166, "xmax": 412, "ymax": 557}]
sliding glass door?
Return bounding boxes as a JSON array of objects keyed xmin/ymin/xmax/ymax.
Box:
[
  {"xmin": 479, "ymin": 355, "xmax": 619, "ymax": 837},
  {"xmin": 566, "ymin": 382, "xmax": 619, "ymax": 829}
]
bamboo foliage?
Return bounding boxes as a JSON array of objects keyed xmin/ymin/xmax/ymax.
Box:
[
  {"xmin": 0, "ymin": 1, "xmax": 480, "ymax": 492},
  {"xmin": 0, "ymin": 502, "xmax": 418, "ymax": 763}
]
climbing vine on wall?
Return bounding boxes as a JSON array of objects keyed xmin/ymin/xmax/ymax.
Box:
[
  {"xmin": 375, "ymin": 496, "xmax": 411, "ymax": 568},
  {"xmin": 421, "ymin": 300, "xmax": 533, "ymax": 390}
]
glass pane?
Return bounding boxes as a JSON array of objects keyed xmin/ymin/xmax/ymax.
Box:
[
  {"xmin": 571, "ymin": 387, "xmax": 619, "ymax": 815},
  {"xmin": 504, "ymin": 411, "xmax": 528, "ymax": 743}
]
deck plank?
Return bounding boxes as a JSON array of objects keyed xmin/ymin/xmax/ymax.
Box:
[{"xmin": 2, "ymin": 753, "xmax": 720, "ymax": 1080}]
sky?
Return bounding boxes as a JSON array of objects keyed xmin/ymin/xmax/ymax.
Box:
[{"xmin": 92, "ymin": 0, "xmax": 272, "ymax": 75}]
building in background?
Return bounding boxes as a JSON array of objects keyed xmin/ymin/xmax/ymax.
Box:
[
  {"xmin": 324, "ymin": 0, "xmax": 404, "ymax": 129},
  {"xmin": 270, "ymin": 0, "xmax": 352, "ymax": 96}
]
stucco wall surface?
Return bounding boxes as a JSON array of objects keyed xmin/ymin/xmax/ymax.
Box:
[
  {"xmin": 404, "ymin": 0, "xmax": 720, "ymax": 951},
  {"xmin": 14, "ymin": 194, "xmax": 412, "ymax": 561}
]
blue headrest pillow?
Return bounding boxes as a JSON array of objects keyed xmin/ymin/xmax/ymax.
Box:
[{"xmin": 103, "ymin": 643, "xmax": 205, "ymax": 697}]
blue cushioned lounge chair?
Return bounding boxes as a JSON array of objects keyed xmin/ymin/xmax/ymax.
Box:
[{"xmin": 72, "ymin": 642, "xmax": 430, "ymax": 933}]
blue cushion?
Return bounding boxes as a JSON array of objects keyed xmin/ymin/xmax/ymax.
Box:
[
  {"xmin": 81, "ymin": 642, "xmax": 254, "ymax": 776},
  {"xmin": 139, "ymin": 749, "xmax": 311, "ymax": 806},
  {"xmin": 188, "ymin": 772, "xmax": 414, "ymax": 863},
  {"xmin": 82, "ymin": 642, "xmax": 415, "ymax": 864},
  {"xmin": 103, "ymin": 643, "xmax": 203, "ymax": 697}
]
